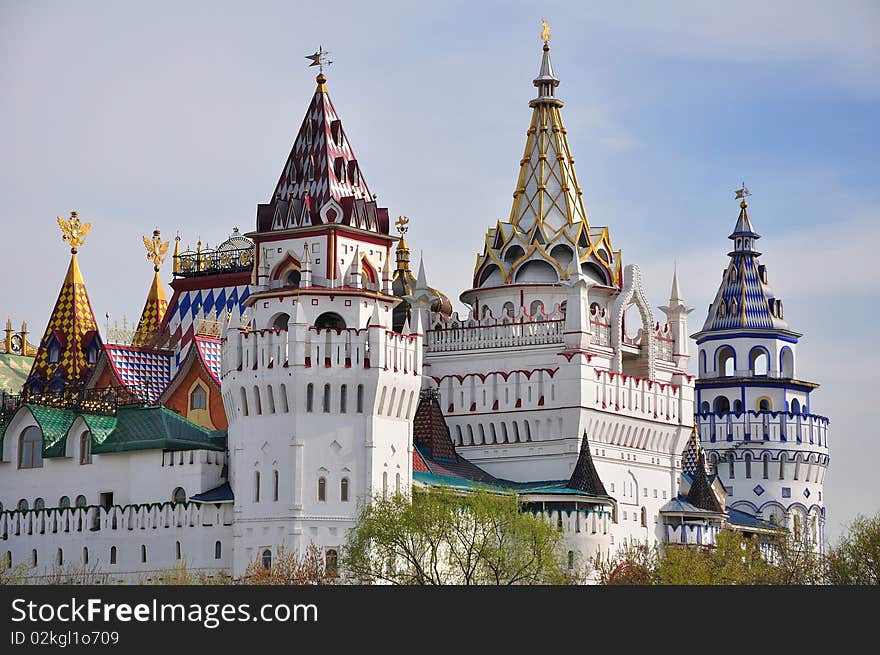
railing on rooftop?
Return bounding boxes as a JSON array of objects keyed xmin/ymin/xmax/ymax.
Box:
[
  {"xmin": 0, "ymin": 386, "xmax": 146, "ymax": 419},
  {"xmin": 425, "ymin": 318, "xmax": 564, "ymax": 353},
  {"xmin": 174, "ymin": 246, "xmax": 254, "ymax": 278}
]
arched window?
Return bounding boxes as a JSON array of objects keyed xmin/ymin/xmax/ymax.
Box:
[
  {"xmin": 141, "ymin": 545, "xmax": 147, "ymax": 563},
  {"xmin": 779, "ymin": 455, "xmax": 786, "ymax": 480},
  {"xmin": 82, "ymin": 547, "xmax": 89, "ymax": 565},
  {"xmin": 59, "ymin": 496, "xmax": 70, "ymax": 509},
  {"xmin": 640, "ymin": 506, "xmax": 647, "ymax": 527},
  {"xmin": 733, "ymin": 399, "xmax": 743, "ymax": 414},
  {"xmin": 214, "ymin": 541, "xmax": 222, "ymax": 560},
  {"xmin": 18, "ymin": 426, "xmax": 43, "ymax": 469},
  {"xmin": 529, "ymin": 300, "xmax": 544, "ymax": 317},
  {"xmin": 322, "ymin": 384, "xmax": 331, "ymax": 413},
  {"xmin": 728, "ymin": 456, "xmax": 735, "ymax": 479},
  {"xmin": 172, "ymin": 487, "xmax": 186, "ymax": 504},
  {"xmin": 34, "ymin": 498, "xmax": 45, "ymax": 510},
  {"xmin": 279, "ymin": 384, "xmax": 289, "ymax": 413},
  {"xmin": 318, "ymin": 477, "xmax": 326, "ymax": 502},
  {"xmin": 745, "ymin": 454, "xmax": 752, "ymax": 479},
  {"xmin": 340, "ymin": 385, "xmax": 347, "ymax": 413},
  {"xmin": 75, "ymin": 495, "xmax": 87, "ymax": 508},
  {"xmin": 266, "ymin": 385, "xmax": 275, "ymax": 414},
  {"xmin": 700, "ymin": 350, "xmax": 707, "ymax": 374},
  {"xmin": 253, "ymin": 386, "xmax": 262, "ymax": 415},
  {"xmin": 791, "ymin": 398, "xmax": 801, "ymax": 415},
  {"xmin": 273, "ymin": 470, "xmax": 279, "ymax": 501},
  {"xmin": 306, "ymin": 383, "xmax": 314, "ymax": 412},
  {"xmin": 700, "ymin": 401, "xmax": 710, "ymax": 414},
  {"xmin": 716, "ymin": 346, "xmax": 735, "ymax": 376},
  {"xmin": 175, "ymin": 541, "xmax": 182, "ymax": 560},
  {"xmin": 713, "ymin": 396, "xmax": 730, "ymax": 414},
  {"xmin": 32, "ymin": 549, "xmax": 38, "ymax": 566},
  {"xmin": 780, "ymin": 347, "xmax": 794, "ymax": 378},
  {"xmin": 240, "ymin": 387, "xmax": 249, "ymax": 416},
  {"xmin": 254, "ymin": 471, "xmax": 261, "ymax": 502},
  {"xmin": 356, "ymin": 385, "xmax": 364, "ymax": 413},
  {"xmin": 340, "ymin": 478, "xmax": 349, "ymax": 502},
  {"xmin": 708, "ymin": 453, "xmax": 719, "ymax": 474},
  {"xmin": 190, "ymin": 385, "xmax": 207, "ymax": 410},
  {"xmin": 315, "ymin": 312, "xmax": 346, "ymax": 330},
  {"xmin": 261, "ymin": 549, "xmax": 272, "ymax": 570},
  {"xmin": 110, "ymin": 546, "xmax": 117, "ymax": 565},
  {"xmin": 758, "ymin": 397, "xmax": 772, "ymax": 411},
  {"xmin": 750, "ymin": 348, "xmax": 769, "ymax": 376},
  {"xmin": 273, "ymin": 311, "xmax": 291, "ymax": 329},
  {"xmin": 502, "ymin": 301, "xmax": 515, "ymax": 318},
  {"xmin": 79, "ymin": 432, "xmax": 92, "ymax": 465},
  {"xmin": 325, "ymin": 549, "xmax": 339, "ymax": 576},
  {"xmin": 794, "ymin": 455, "xmax": 801, "ymax": 481},
  {"xmin": 763, "ymin": 453, "xmax": 770, "ymax": 479}
]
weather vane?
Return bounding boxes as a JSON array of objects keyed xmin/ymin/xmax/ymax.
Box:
[
  {"xmin": 541, "ymin": 18, "xmax": 551, "ymax": 44},
  {"xmin": 735, "ymin": 182, "xmax": 751, "ymax": 205},
  {"xmin": 395, "ymin": 215, "xmax": 410, "ymax": 236},
  {"xmin": 305, "ymin": 46, "xmax": 333, "ymax": 74},
  {"xmin": 57, "ymin": 210, "xmax": 91, "ymax": 254},
  {"xmin": 143, "ymin": 229, "xmax": 170, "ymax": 272}
]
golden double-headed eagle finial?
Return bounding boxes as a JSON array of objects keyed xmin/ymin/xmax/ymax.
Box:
[
  {"xmin": 57, "ymin": 210, "xmax": 91, "ymax": 254},
  {"xmin": 541, "ymin": 18, "xmax": 551, "ymax": 44},
  {"xmin": 143, "ymin": 229, "xmax": 170, "ymax": 272},
  {"xmin": 395, "ymin": 215, "xmax": 410, "ymax": 235}
]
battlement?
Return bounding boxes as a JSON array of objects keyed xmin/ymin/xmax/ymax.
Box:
[
  {"xmin": 227, "ymin": 323, "xmax": 422, "ymax": 378},
  {"xmin": 697, "ymin": 409, "xmax": 829, "ymax": 447}
]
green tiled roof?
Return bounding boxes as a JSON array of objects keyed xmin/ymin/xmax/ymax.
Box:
[
  {"xmin": 413, "ymin": 471, "xmax": 614, "ymax": 501},
  {"xmin": 0, "ymin": 404, "xmax": 225, "ymax": 458},
  {"xmin": 0, "ymin": 353, "xmax": 33, "ymax": 394},
  {"xmin": 93, "ymin": 406, "xmax": 226, "ymax": 454}
]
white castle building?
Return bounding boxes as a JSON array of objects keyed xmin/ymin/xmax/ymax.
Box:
[{"xmin": 0, "ymin": 34, "xmax": 823, "ymax": 582}]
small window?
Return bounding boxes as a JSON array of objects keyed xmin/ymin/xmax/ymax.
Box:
[
  {"xmin": 79, "ymin": 432, "xmax": 92, "ymax": 465},
  {"xmin": 18, "ymin": 426, "xmax": 43, "ymax": 469},
  {"xmin": 318, "ymin": 477, "xmax": 326, "ymax": 501},
  {"xmin": 83, "ymin": 547, "xmax": 89, "ymax": 565},
  {"xmin": 172, "ymin": 487, "xmax": 186, "ymax": 504},
  {"xmin": 110, "ymin": 546, "xmax": 117, "ymax": 565},
  {"xmin": 567, "ymin": 550, "xmax": 575, "ymax": 570},
  {"xmin": 323, "ymin": 384, "xmax": 331, "ymax": 413},
  {"xmin": 4, "ymin": 551, "xmax": 11, "ymax": 569},
  {"xmin": 340, "ymin": 478, "xmax": 349, "ymax": 502},
  {"xmin": 214, "ymin": 541, "xmax": 222, "ymax": 560},
  {"xmin": 396, "ymin": 473, "xmax": 401, "ymax": 494},
  {"xmin": 59, "ymin": 496, "xmax": 70, "ymax": 509},
  {"xmin": 261, "ymin": 549, "xmax": 272, "ymax": 570},
  {"xmin": 141, "ymin": 545, "xmax": 147, "ymax": 563},
  {"xmin": 254, "ymin": 471, "xmax": 261, "ymax": 503},
  {"xmin": 325, "ymin": 549, "xmax": 339, "ymax": 576},
  {"xmin": 640, "ymin": 507, "xmax": 647, "ymax": 527},
  {"xmin": 175, "ymin": 541, "xmax": 181, "ymax": 560},
  {"xmin": 32, "ymin": 549, "xmax": 38, "ymax": 566},
  {"xmin": 356, "ymin": 385, "xmax": 364, "ymax": 413},
  {"xmin": 75, "ymin": 495, "xmax": 87, "ymax": 508},
  {"xmin": 306, "ymin": 383, "xmax": 314, "ymax": 412},
  {"xmin": 48, "ymin": 344, "xmax": 61, "ymax": 364},
  {"xmin": 340, "ymin": 385, "xmax": 347, "ymax": 414},
  {"xmin": 34, "ymin": 497, "xmax": 45, "ymax": 510},
  {"xmin": 190, "ymin": 385, "xmax": 207, "ymax": 410},
  {"xmin": 273, "ymin": 470, "xmax": 279, "ymax": 502}
]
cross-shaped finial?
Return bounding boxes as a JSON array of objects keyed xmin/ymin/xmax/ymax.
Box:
[{"xmin": 305, "ymin": 46, "xmax": 333, "ymax": 74}]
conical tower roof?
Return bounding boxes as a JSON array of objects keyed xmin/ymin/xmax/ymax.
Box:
[
  {"xmin": 700, "ymin": 195, "xmax": 791, "ymax": 333},
  {"xmin": 133, "ymin": 230, "xmax": 170, "ymax": 347},
  {"xmin": 26, "ymin": 213, "xmax": 101, "ymax": 392},
  {"xmin": 256, "ymin": 72, "xmax": 390, "ymax": 234},
  {"xmin": 681, "ymin": 425, "xmax": 703, "ymax": 477},
  {"xmin": 685, "ymin": 451, "xmax": 724, "ymax": 514},
  {"xmin": 567, "ymin": 431, "xmax": 608, "ymax": 496}
]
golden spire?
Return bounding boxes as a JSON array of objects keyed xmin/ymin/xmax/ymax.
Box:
[
  {"xmin": 143, "ymin": 229, "xmax": 170, "ymax": 272},
  {"xmin": 395, "ymin": 215, "xmax": 411, "ymax": 272},
  {"xmin": 172, "ymin": 233, "xmax": 181, "ymax": 274},
  {"xmin": 57, "ymin": 210, "xmax": 91, "ymax": 254}
]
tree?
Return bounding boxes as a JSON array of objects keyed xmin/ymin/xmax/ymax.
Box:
[
  {"xmin": 240, "ymin": 542, "xmax": 337, "ymax": 585},
  {"xmin": 342, "ymin": 488, "xmax": 571, "ymax": 585},
  {"xmin": 826, "ymin": 513, "xmax": 880, "ymax": 585}
]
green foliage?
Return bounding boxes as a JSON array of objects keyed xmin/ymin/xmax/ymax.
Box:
[
  {"xmin": 826, "ymin": 513, "xmax": 880, "ymax": 585},
  {"xmin": 342, "ymin": 488, "xmax": 571, "ymax": 585}
]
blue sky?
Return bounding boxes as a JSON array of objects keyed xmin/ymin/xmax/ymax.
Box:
[{"xmin": 1, "ymin": 1, "xmax": 877, "ymax": 540}]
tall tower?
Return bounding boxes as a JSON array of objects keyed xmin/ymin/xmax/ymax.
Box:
[
  {"xmin": 222, "ymin": 66, "xmax": 422, "ymax": 576},
  {"xmin": 692, "ymin": 189, "xmax": 829, "ymax": 551}
]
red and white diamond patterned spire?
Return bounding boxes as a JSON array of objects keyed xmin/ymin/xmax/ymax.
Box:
[{"xmin": 257, "ymin": 57, "xmax": 389, "ymax": 235}]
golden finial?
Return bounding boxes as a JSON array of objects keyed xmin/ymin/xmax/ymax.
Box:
[
  {"xmin": 541, "ymin": 18, "xmax": 551, "ymax": 44},
  {"xmin": 395, "ymin": 216, "xmax": 410, "ymax": 236},
  {"xmin": 143, "ymin": 229, "xmax": 170, "ymax": 272},
  {"xmin": 57, "ymin": 210, "xmax": 91, "ymax": 254}
]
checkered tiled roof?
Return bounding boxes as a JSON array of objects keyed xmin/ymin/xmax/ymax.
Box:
[
  {"xmin": 195, "ymin": 336, "xmax": 221, "ymax": 384},
  {"xmin": 104, "ymin": 345, "xmax": 172, "ymax": 405},
  {"xmin": 26, "ymin": 254, "xmax": 101, "ymax": 390},
  {"xmin": 132, "ymin": 271, "xmax": 168, "ymax": 347}
]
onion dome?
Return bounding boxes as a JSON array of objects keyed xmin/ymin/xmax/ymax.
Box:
[{"xmin": 217, "ymin": 227, "xmax": 253, "ymax": 252}]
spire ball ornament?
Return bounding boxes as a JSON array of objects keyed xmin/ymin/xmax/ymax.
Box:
[{"xmin": 57, "ymin": 210, "xmax": 91, "ymax": 254}]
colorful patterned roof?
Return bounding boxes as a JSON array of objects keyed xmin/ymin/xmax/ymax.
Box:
[
  {"xmin": 103, "ymin": 344, "xmax": 172, "ymax": 404},
  {"xmin": 681, "ymin": 427, "xmax": 703, "ymax": 477},
  {"xmin": 255, "ymin": 73, "xmax": 390, "ymax": 234},
  {"xmin": 132, "ymin": 271, "xmax": 168, "ymax": 347},
  {"xmin": 471, "ymin": 41, "xmax": 621, "ymax": 289},
  {"xmin": 26, "ymin": 253, "xmax": 102, "ymax": 392},
  {"xmin": 413, "ymin": 388, "xmax": 459, "ymax": 461},
  {"xmin": 194, "ymin": 335, "xmax": 221, "ymax": 384},
  {"xmin": 0, "ymin": 353, "xmax": 34, "ymax": 394},
  {"xmin": 685, "ymin": 451, "xmax": 724, "ymax": 514},
  {"xmin": 700, "ymin": 200, "xmax": 789, "ymax": 333}
]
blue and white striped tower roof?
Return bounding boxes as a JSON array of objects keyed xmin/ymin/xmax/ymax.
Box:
[{"xmin": 700, "ymin": 195, "xmax": 791, "ymax": 333}]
